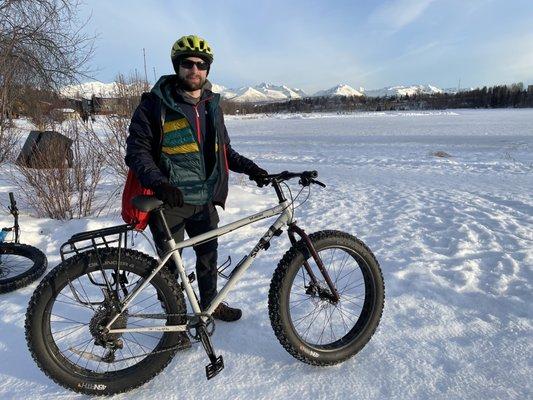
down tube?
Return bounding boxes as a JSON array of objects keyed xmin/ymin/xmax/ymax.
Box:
[{"xmin": 205, "ymin": 207, "xmax": 293, "ymax": 315}]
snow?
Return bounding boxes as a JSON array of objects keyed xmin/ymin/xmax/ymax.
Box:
[{"xmin": 0, "ymin": 108, "xmax": 532, "ymax": 399}]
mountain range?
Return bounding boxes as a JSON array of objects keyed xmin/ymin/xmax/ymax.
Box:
[{"xmin": 61, "ymin": 81, "xmax": 464, "ymax": 103}]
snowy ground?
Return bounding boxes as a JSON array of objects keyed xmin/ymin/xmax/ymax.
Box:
[{"xmin": 0, "ymin": 108, "xmax": 531, "ymax": 399}]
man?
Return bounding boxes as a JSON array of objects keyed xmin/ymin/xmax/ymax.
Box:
[{"xmin": 125, "ymin": 35, "xmax": 268, "ymax": 324}]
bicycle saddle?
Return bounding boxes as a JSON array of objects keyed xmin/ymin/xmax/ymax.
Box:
[{"xmin": 132, "ymin": 195, "xmax": 164, "ymax": 212}]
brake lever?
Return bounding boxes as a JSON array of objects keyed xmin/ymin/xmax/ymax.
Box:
[
  {"xmin": 311, "ymin": 179, "xmax": 326, "ymax": 188},
  {"xmin": 298, "ymin": 177, "xmax": 311, "ymax": 187}
]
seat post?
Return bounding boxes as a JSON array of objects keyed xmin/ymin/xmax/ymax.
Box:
[{"xmin": 154, "ymin": 208, "xmax": 173, "ymax": 241}]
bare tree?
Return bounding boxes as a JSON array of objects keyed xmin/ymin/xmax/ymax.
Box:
[
  {"xmin": 12, "ymin": 118, "xmax": 106, "ymax": 219},
  {"xmin": 100, "ymin": 71, "xmax": 150, "ymax": 179},
  {"xmin": 0, "ymin": 118, "xmax": 20, "ymax": 163},
  {"xmin": 0, "ymin": 0, "xmax": 96, "ymax": 134}
]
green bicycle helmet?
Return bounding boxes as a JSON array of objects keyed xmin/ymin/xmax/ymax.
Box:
[{"xmin": 171, "ymin": 35, "xmax": 214, "ymax": 64}]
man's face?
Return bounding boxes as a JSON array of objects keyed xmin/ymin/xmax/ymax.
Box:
[{"xmin": 177, "ymin": 56, "xmax": 208, "ymax": 91}]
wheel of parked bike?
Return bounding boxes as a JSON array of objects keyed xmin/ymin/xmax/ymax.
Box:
[
  {"xmin": 25, "ymin": 248, "xmax": 187, "ymax": 396},
  {"xmin": 0, "ymin": 243, "xmax": 47, "ymax": 294},
  {"xmin": 268, "ymin": 230, "xmax": 385, "ymax": 365}
]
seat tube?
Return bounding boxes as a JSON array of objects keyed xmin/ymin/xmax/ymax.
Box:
[{"xmin": 155, "ymin": 208, "xmax": 202, "ymax": 314}]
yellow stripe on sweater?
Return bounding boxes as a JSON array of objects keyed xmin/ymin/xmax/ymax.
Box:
[
  {"xmin": 163, "ymin": 118, "xmax": 189, "ymax": 134},
  {"xmin": 162, "ymin": 142, "xmax": 199, "ymax": 154}
]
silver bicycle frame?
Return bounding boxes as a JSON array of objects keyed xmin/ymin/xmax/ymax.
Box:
[{"xmin": 106, "ymin": 200, "xmax": 293, "ymax": 333}]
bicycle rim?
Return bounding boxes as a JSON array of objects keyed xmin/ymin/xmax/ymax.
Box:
[
  {"xmin": 0, "ymin": 251, "xmax": 34, "ymax": 281},
  {"xmin": 287, "ymin": 245, "xmax": 374, "ymax": 349},
  {"xmin": 43, "ymin": 266, "xmax": 173, "ymax": 375}
]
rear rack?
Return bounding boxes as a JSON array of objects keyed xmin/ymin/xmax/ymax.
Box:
[{"xmin": 59, "ymin": 223, "xmax": 137, "ymax": 262}]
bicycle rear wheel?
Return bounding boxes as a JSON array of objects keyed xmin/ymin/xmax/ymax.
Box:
[
  {"xmin": 25, "ymin": 248, "xmax": 187, "ymax": 395},
  {"xmin": 0, "ymin": 243, "xmax": 47, "ymax": 294},
  {"xmin": 268, "ymin": 230, "xmax": 384, "ymax": 365}
]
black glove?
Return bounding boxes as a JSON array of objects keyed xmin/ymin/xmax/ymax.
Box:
[
  {"xmin": 247, "ymin": 165, "xmax": 269, "ymax": 187},
  {"xmin": 154, "ymin": 182, "xmax": 184, "ymax": 207}
]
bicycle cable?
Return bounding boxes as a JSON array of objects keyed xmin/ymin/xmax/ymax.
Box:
[
  {"xmin": 281, "ymin": 181, "xmax": 308, "ymax": 224},
  {"xmin": 293, "ymin": 185, "xmax": 312, "ymax": 211}
]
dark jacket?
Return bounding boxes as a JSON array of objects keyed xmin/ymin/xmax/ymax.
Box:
[{"xmin": 125, "ymin": 77, "xmax": 259, "ymax": 209}]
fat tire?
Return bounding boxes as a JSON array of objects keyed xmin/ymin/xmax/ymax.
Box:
[
  {"xmin": 0, "ymin": 243, "xmax": 47, "ymax": 294},
  {"xmin": 268, "ymin": 230, "xmax": 384, "ymax": 366},
  {"xmin": 25, "ymin": 248, "xmax": 186, "ymax": 396}
]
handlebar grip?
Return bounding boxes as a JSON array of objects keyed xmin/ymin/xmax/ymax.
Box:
[
  {"xmin": 311, "ymin": 179, "xmax": 326, "ymax": 188},
  {"xmin": 8, "ymin": 192, "xmax": 15, "ymax": 207}
]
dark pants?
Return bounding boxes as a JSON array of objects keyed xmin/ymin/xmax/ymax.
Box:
[{"xmin": 148, "ymin": 203, "xmax": 219, "ymax": 310}]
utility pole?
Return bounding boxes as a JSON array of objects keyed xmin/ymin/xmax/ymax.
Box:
[
  {"xmin": 458, "ymin": 78, "xmax": 461, "ymax": 92},
  {"xmin": 153, "ymin": 66, "xmax": 157, "ymax": 83},
  {"xmin": 143, "ymin": 48, "xmax": 148, "ymax": 83}
]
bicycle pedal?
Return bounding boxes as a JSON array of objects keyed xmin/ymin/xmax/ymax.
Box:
[{"xmin": 205, "ymin": 355, "xmax": 224, "ymax": 380}]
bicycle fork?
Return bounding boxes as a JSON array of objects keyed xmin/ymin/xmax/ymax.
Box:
[{"xmin": 287, "ymin": 222, "xmax": 340, "ymax": 303}]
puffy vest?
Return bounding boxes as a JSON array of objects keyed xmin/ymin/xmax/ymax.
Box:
[{"xmin": 159, "ymin": 104, "xmax": 220, "ymax": 205}]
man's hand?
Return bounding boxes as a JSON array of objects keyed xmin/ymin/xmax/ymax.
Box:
[
  {"xmin": 248, "ymin": 165, "xmax": 269, "ymax": 187},
  {"xmin": 154, "ymin": 182, "xmax": 184, "ymax": 207}
]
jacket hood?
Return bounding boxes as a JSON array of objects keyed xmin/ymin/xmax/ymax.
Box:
[{"xmin": 151, "ymin": 75, "xmax": 213, "ymax": 110}]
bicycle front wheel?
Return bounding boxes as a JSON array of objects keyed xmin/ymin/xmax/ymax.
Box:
[
  {"xmin": 0, "ymin": 243, "xmax": 47, "ymax": 294},
  {"xmin": 268, "ymin": 230, "xmax": 384, "ymax": 365},
  {"xmin": 25, "ymin": 248, "xmax": 187, "ymax": 396}
]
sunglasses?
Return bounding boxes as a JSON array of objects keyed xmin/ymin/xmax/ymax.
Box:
[{"xmin": 180, "ymin": 59, "xmax": 209, "ymax": 71}]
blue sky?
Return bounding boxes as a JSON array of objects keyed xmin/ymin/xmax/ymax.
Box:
[{"xmin": 80, "ymin": 0, "xmax": 533, "ymax": 93}]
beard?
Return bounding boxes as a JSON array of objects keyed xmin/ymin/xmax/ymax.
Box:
[{"xmin": 177, "ymin": 71, "xmax": 206, "ymax": 91}]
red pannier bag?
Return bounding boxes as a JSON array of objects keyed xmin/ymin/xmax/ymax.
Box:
[{"xmin": 121, "ymin": 169, "xmax": 154, "ymax": 231}]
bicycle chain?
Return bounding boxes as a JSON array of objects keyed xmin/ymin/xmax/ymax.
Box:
[{"xmin": 93, "ymin": 312, "xmax": 196, "ymax": 363}]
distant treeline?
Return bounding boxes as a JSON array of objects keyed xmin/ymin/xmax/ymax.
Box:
[{"xmin": 220, "ymin": 83, "xmax": 533, "ymax": 115}]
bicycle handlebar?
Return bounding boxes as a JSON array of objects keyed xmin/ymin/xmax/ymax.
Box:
[
  {"xmin": 265, "ymin": 170, "xmax": 325, "ymax": 187},
  {"xmin": 262, "ymin": 170, "xmax": 326, "ymax": 204}
]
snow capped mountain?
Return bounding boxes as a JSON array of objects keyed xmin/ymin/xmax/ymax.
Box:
[
  {"xmin": 362, "ymin": 84, "xmax": 443, "ymax": 97},
  {"xmin": 61, "ymin": 80, "xmax": 452, "ymax": 102},
  {"xmin": 256, "ymin": 82, "xmax": 305, "ymax": 100},
  {"xmin": 60, "ymin": 81, "xmax": 120, "ymax": 98},
  {"xmin": 212, "ymin": 82, "xmax": 307, "ymax": 102},
  {"xmin": 313, "ymin": 84, "xmax": 364, "ymax": 97},
  {"xmin": 228, "ymin": 86, "xmax": 271, "ymax": 103},
  {"xmin": 210, "ymin": 83, "xmax": 237, "ymax": 100}
]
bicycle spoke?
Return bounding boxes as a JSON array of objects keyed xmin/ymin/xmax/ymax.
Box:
[
  {"xmin": 317, "ymin": 304, "xmax": 335, "ymax": 345},
  {"xmin": 128, "ymin": 292, "xmax": 157, "ymax": 309},
  {"xmin": 339, "ymin": 277, "xmax": 364, "ymax": 294},
  {"xmin": 50, "ymin": 313, "xmax": 87, "ymax": 325},
  {"xmin": 336, "ymin": 304, "xmax": 361, "ymax": 321},
  {"xmin": 301, "ymin": 305, "xmax": 325, "ymax": 341},
  {"xmin": 334, "ymin": 305, "xmax": 350, "ymax": 333},
  {"xmin": 292, "ymin": 305, "xmax": 322, "ymax": 329},
  {"xmin": 288, "ymin": 245, "xmax": 368, "ymax": 347},
  {"xmin": 53, "ymin": 323, "xmax": 88, "ymax": 342},
  {"xmin": 340, "ymin": 298, "xmax": 363, "ymax": 309}
]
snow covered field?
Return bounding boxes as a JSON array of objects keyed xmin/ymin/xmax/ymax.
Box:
[{"xmin": 0, "ymin": 108, "xmax": 531, "ymax": 399}]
